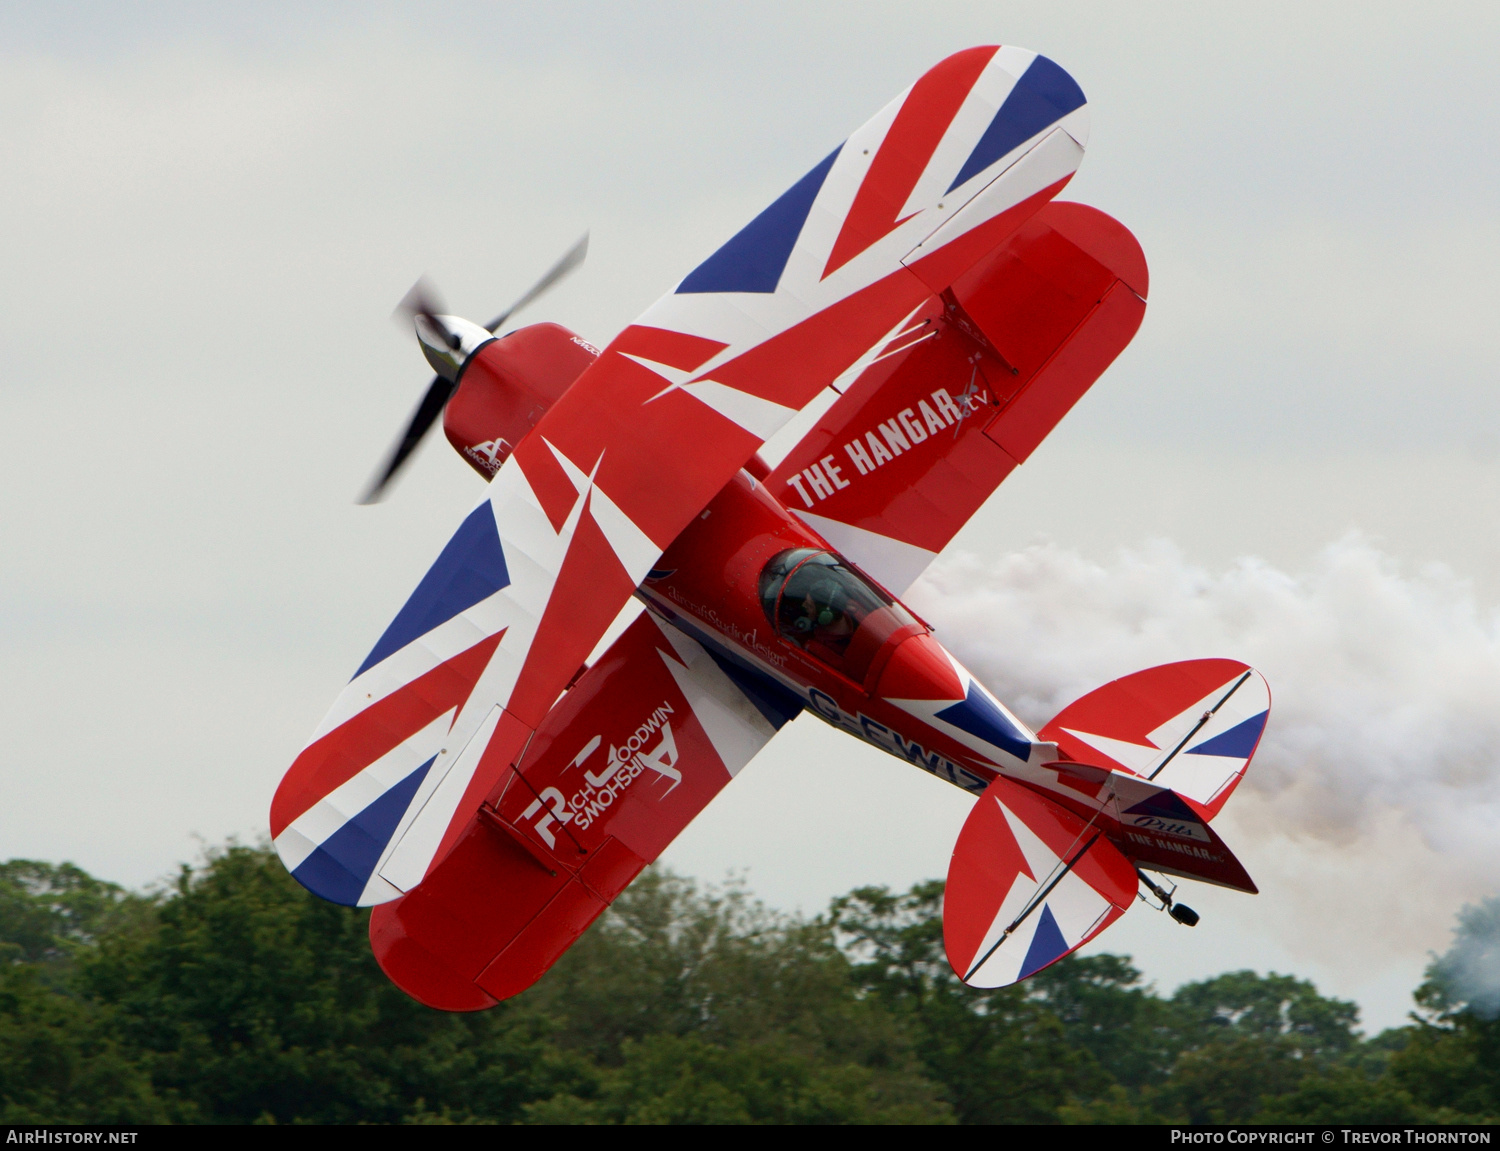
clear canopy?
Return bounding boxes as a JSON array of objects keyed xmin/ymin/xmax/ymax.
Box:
[{"xmin": 758, "ymin": 549, "xmax": 920, "ymax": 682}]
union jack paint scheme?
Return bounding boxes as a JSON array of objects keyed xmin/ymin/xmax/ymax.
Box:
[{"xmin": 271, "ymin": 45, "xmax": 1271, "ymax": 1010}]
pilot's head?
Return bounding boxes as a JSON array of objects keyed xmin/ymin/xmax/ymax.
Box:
[{"xmin": 799, "ymin": 578, "xmax": 846, "ymax": 629}]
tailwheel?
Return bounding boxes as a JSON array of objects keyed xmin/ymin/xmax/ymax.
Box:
[
  {"xmin": 1169, "ymin": 903, "xmax": 1200, "ymax": 927},
  {"xmin": 1137, "ymin": 869, "xmax": 1200, "ymax": 927}
]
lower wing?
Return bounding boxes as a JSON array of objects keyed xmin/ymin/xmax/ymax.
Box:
[{"xmin": 367, "ymin": 608, "xmax": 801, "ymax": 1010}]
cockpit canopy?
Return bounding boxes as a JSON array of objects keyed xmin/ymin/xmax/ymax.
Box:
[{"xmin": 758, "ymin": 548, "xmax": 921, "ymax": 683}]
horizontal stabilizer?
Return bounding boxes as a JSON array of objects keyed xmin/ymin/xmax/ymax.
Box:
[
  {"xmin": 945, "ymin": 775, "xmax": 1136, "ymax": 988},
  {"xmin": 1038, "ymin": 659, "xmax": 1270, "ymax": 819},
  {"xmin": 1108, "ymin": 783, "xmax": 1257, "ymax": 893},
  {"xmin": 1002, "ymin": 759, "xmax": 1259, "ymax": 894}
]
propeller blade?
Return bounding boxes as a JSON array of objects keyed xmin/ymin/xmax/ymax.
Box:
[
  {"xmin": 357, "ymin": 372, "xmax": 457, "ymax": 504},
  {"xmin": 361, "ymin": 239, "xmax": 588, "ymax": 503},
  {"xmin": 395, "ymin": 277, "xmax": 461, "ymax": 350},
  {"xmin": 484, "ymin": 232, "xmax": 589, "ymax": 334}
]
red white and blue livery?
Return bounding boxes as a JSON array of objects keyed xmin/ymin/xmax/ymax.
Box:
[{"xmin": 270, "ymin": 46, "xmax": 1271, "ymax": 1010}]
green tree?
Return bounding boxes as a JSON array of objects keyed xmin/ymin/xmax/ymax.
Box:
[
  {"xmin": 1381, "ymin": 898, "xmax": 1500, "ymax": 1122},
  {"xmin": 0, "ymin": 864, "xmax": 168, "ymax": 1122},
  {"xmin": 531, "ymin": 1032, "xmax": 946, "ymax": 1124},
  {"xmin": 518, "ymin": 869, "xmax": 952, "ymax": 1123},
  {"xmin": 1388, "ymin": 1000, "xmax": 1500, "ymax": 1121},
  {"xmin": 0, "ymin": 860, "xmax": 153, "ymax": 970},
  {"xmin": 1028, "ymin": 953, "xmax": 1180, "ymax": 1090},
  {"xmin": 69, "ymin": 848, "xmax": 945, "ymax": 1124},
  {"xmin": 1256, "ymin": 1067, "xmax": 1430, "ymax": 1124},
  {"xmin": 4, "ymin": 843, "xmax": 1496, "ymax": 1126},
  {"xmin": 1169, "ymin": 970, "xmax": 1360, "ymax": 1060},
  {"xmin": 1145, "ymin": 971, "xmax": 1363, "ymax": 1123},
  {"xmin": 0, "ymin": 963, "xmax": 170, "ymax": 1123},
  {"xmin": 831, "ymin": 882, "xmax": 1108, "ymax": 1123},
  {"xmin": 78, "ymin": 845, "xmax": 584, "ymax": 1123}
]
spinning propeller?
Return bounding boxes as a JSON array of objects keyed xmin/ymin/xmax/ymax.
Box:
[{"xmin": 359, "ymin": 233, "xmax": 589, "ymax": 504}]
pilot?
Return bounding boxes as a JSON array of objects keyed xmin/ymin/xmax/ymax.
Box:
[{"xmin": 797, "ymin": 578, "xmax": 855, "ymax": 650}]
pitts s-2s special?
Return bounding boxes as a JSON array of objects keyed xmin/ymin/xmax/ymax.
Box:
[{"xmin": 271, "ymin": 45, "xmax": 1269, "ymax": 1011}]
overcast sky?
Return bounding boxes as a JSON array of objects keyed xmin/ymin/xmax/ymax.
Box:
[{"xmin": 3, "ymin": 2, "xmax": 1499, "ymax": 1032}]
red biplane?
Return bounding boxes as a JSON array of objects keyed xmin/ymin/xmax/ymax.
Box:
[{"xmin": 271, "ymin": 45, "xmax": 1269, "ymax": 1009}]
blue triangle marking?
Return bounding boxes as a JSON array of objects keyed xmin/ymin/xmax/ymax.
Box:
[
  {"xmin": 1187, "ymin": 711, "xmax": 1268, "ymax": 759},
  {"xmin": 1018, "ymin": 903, "xmax": 1071, "ymax": 980},
  {"xmin": 1123, "ymin": 788, "xmax": 1201, "ymax": 822},
  {"xmin": 705, "ymin": 650, "xmax": 804, "ymax": 730},
  {"xmin": 354, "ymin": 500, "xmax": 510, "ymax": 679},
  {"xmin": 934, "ymin": 683, "xmax": 1033, "ymax": 761},
  {"xmin": 947, "ymin": 55, "xmax": 1086, "ymax": 193},
  {"xmin": 290, "ymin": 755, "xmax": 436, "ymax": 906},
  {"xmin": 677, "ymin": 146, "xmax": 841, "ymax": 294}
]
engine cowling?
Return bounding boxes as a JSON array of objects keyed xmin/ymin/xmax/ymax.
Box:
[{"xmin": 443, "ymin": 322, "xmax": 600, "ymax": 479}]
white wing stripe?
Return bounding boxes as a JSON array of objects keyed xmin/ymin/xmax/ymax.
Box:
[
  {"xmin": 378, "ymin": 705, "xmax": 505, "ymax": 895},
  {"xmin": 897, "ymin": 46, "xmax": 1033, "ymax": 218},
  {"xmin": 655, "ymin": 622, "xmax": 777, "ymax": 778},
  {"xmin": 275, "ymin": 709, "xmax": 456, "ymax": 873},
  {"xmin": 903, "ymin": 128, "xmax": 1084, "ymax": 266},
  {"xmin": 680, "ymin": 380, "xmax": 796, "ymax": 441}
]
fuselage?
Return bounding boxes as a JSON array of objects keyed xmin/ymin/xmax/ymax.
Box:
[
  {"xmin": 635, "ymin": 467, "xmax": 1056, "ymax": 796},
  {"xmin": 631, "ymin": 467, "xmax": 1259, "ymax": 896}
]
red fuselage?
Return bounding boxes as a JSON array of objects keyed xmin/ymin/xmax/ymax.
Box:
[{"xmin": 638, "ymin": 467, "xmax": 1044, "ymax": 794}]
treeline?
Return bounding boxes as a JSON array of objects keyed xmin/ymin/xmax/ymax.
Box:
[{"xmin": 0, "ymin": 846, "xmax": 1496, "ymax": 1124}]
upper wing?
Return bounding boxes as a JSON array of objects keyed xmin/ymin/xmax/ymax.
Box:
[
  {"xmin": 271, "ymin": 44, "xmax": 1092, "ymax": 904},
  {"xmin": 367, "ymin": 608, "xmax": 801, "ymax": 1010},
  {"xmin": 760, "ymin": 201, "xmax": 1147, "ymax": 594},
  {"xmin": 1037, "ymin": 659, "xmax": 1271, "ymax": 820}
]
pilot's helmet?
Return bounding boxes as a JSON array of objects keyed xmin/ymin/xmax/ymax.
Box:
[{"xmin": 803, "ymin": 578, "xmax": 846, "ymax": 627}]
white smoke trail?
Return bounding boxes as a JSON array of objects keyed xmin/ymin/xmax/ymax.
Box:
[
  {"xmin": 907, "ymin": 534, "xmax": 1500, "ymax": 880},
  {"xmin": 1433, "ymin": 897, "xmax": 1500, "ymax": 1017}
]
